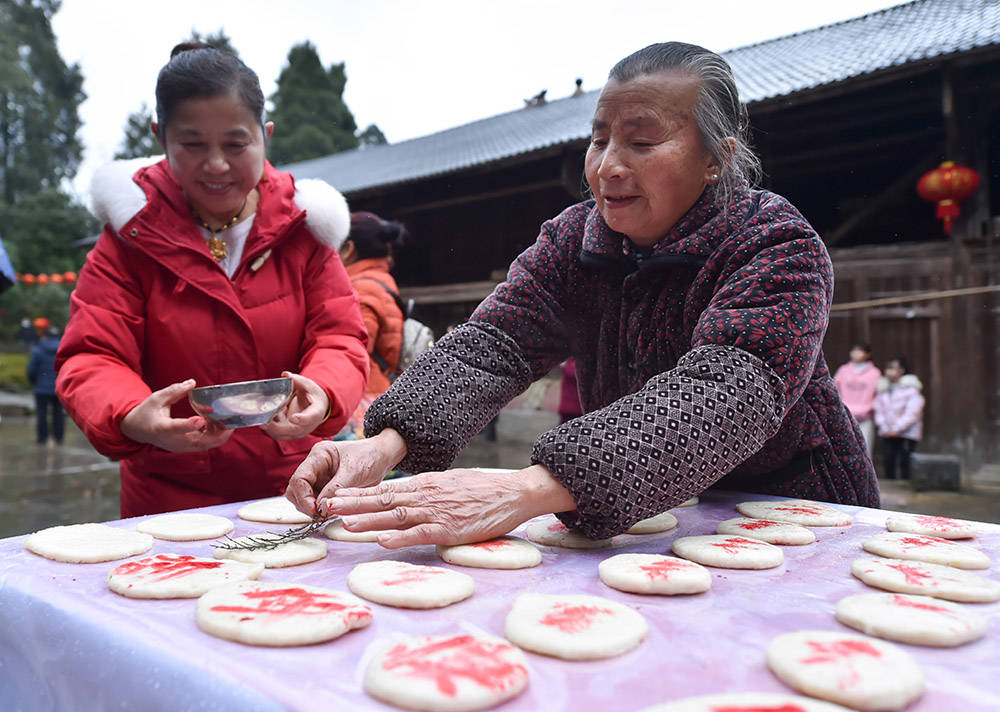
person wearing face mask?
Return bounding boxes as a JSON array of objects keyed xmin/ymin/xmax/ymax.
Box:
[
  {"xmin": 56, "ymin": 42, "xmax": 368, "ymax": 517},
  {"xmin": 285, "ymin": 42, "xmax": 878, "ymax": 548}
]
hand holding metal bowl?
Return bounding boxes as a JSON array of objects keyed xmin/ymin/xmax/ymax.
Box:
[{"xmin": 188, "ymin": 377, "xmax": 294, "ymax": 429}]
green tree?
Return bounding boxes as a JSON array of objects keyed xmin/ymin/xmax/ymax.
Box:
[
  {"xmin": 0, "ymin": 0, "xmax": 85, "ymax": 206},
  {"xmin": 268, "ymin": 41, "xmax": 359, "ymax": 165},
  {"xmin": 358, "ymin": 123, "xmax": 387, "ymax": 148},
  {"xmin": 0, "ymin": 1, "xmax": 91, "ymax": 330},
  {"xmin": 114, "ymin": 102, "xmax": 162, "ymax": 160}
]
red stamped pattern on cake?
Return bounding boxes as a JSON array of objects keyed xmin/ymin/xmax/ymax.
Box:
[
  {"xmin": 801, "ymin": 639, "xmax": 882, "ymax": 689},
  {"xmin": 890, "ymin": 594, "xmax": 950, "ymax": 613},
  {"xmin": 772, "ymin": 504, "xmax": 825, "ymax": 515},
  {"xmin": 382, "ymin": 566, "xmax": 447, "ymax": 587},
  {"xmin": 639, "ymin": 558, "xmax": 690, "ymax": 580},
  {"xmin": 382, "ymin": 635, "xmax": 526, "ymax": 697},
  {"xmin": 885, "ymin": 561, "xmax": 938, "ymax": 586},
  {"xmin": 547, "ymin": 522, "xmax": 568, "ymax": 532},
  {"xmin": 539, "ymin": 603, "xmax": 613, "ymax": 633},
  {"xmin": 469, "ymin": 540, "xmax": 510, "ymax": 551},
  {"xmin": 211, "ymin": 586, "xmax": 370, "ymax": 621},
  {"xmin": 737, "ymin": 520, "xmax": 781, "ymax": 530},
  {"xmin": 898, "ymin": 535, "xmax": 951, "ymax": 548},
  {"xmin": 112, "ymin": 554, "xmax": 223, "ymax": 581},
  {"xmin": 711, "ymin": 537, "xmax": 763, "ymax": 555},
  {"xmin": 912, "ymin": 515, "xmax": 962, "ymax": 530}
]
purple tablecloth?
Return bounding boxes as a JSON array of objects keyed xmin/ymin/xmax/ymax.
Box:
[{"xmin": 1, "ymin": 489, "xmax": 998, "ymax": 711}]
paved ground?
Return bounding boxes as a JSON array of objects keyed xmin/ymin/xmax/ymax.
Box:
[{"xmin": 1, "ymin": 392, "xmax": 998, "ymax": 540}]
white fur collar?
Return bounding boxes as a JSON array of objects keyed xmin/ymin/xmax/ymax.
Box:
[{"xmin": 89, "ymin": 157, "xmax": 350, "ymax": 249}]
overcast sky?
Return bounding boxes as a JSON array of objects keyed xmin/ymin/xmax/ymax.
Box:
[{"xmin": 53, "ymin": 0, "xmax": 906, "ymax": 199}]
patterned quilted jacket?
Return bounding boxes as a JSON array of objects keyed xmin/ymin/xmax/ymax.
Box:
[{"xmin": 366, "ymin": 179, "xmax": 879, "ymax": 538}]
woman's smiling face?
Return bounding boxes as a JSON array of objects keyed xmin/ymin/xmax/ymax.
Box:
[
  {"xmin": 585, "ymin": 71, "xmax": 717, "ymax": 246},
  {"xmin": 157, "ymin": 93, "xmax": 271, "ymax": 225}
]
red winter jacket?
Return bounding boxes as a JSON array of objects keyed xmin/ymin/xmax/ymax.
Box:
[{"xmin": 56, "ymin": 158, "xmax": 369, "ymax": 517}]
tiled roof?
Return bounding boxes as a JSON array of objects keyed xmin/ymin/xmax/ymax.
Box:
[{"xmin": 287, "ymin": 0, "xmax": 1000, "ymax": 194}]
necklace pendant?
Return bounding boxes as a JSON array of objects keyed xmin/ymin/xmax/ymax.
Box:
[{"xmin": 207, "ymin": 236, "xmax": 228, "ymax": 262}]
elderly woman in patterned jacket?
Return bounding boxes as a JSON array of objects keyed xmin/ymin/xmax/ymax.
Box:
[{"xmin": 286, "ymin": 42, "xmax": 879, "ymax": 547}]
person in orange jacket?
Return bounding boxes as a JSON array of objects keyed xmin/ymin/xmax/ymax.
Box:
[
  {"xmin": 340, "ymin": 212, "xmax": 407, "ymax": 403},
  {"xmin": 56, "ymin": 42, "xmax": 368, "ymax": 516}
]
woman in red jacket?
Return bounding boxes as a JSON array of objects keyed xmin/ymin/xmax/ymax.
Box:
[
  {"xmin": 56, "ymin": 42, "xmax": 368, "ymax": 516},
  {"xmin": 338, "ymin": 212, "xmax": 406, "ymax": 436}
]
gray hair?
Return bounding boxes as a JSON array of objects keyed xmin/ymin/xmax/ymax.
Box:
[{"xmin": 608, "ymin": 42, "xmax": 761, "ymax": 211}]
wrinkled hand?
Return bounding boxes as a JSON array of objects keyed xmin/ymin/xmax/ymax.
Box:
[
  {"xmin": 285, "ymin": 429, "xmax": 408, "ymax": 518},
  {"xmin": 120, "ymin": 379, "xmax": 232, "ymax": 453},
  {"xmin": 261, "ymin": 371, "xmax": 329, "ymax": 441},
  {"xmin": 325, "ymin": 464, "xmax": 577, "ymax": 548}
]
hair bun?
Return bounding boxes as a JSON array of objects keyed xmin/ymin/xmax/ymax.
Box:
[{"xmin": 170, "ymin": 41, "xmax": 214, "ymax": 58}]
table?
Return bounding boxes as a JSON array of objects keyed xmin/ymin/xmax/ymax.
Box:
[{"xmin": 1, "ymin": 490, "xmax": 998, "ymax": 712}]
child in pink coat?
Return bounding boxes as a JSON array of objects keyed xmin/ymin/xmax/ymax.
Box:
[
  {"xmin": 834, "ymin": 343, "xmax": 881, "ymax": 459},
  {"xmin": 873, "ymin": 357, "xmax": 925, "ymax": 480}
]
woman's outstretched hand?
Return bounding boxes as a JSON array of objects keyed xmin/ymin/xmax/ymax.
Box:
[
  {"xmin": 120, "ymin": 379, "xmax": 232, "ymax": 452},
  {"xmin": 261, "ymin": 371, "xmax": 329, "ymax": 441},
  {"xmin": 323, "ymin": 464, "xmax": 577, "ymax": 548},
  {"xmin": 285, "ymin": 429, "xmax": 408, "ymax": 518}
]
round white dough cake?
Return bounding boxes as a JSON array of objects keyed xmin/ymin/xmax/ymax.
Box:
[
  {"xmin": 436, "ymin": 536, "xmax": 542, "ymax": 569},
  {"xmin": 213, "ymin": 535, "xmax": 327, "ymax": 568},
  {"xmin": 885, "ymin": 513, "xmax": 977, "ymax": 539},
  {"xmin": 107, "ymin": 553, "xmax": 263, "ymax": 598},
  {"xmin": 524, "ymin": 518, "xmax": 612, "ymax": 549},
  {"xmin": 671, "ymin": 535, "xmax": 783, "ymax": 569},
  {"xmin": 598, "ymin": 554, "xmax": 711, "ymax": 595},
  {"xmin": 237, "ymin": 497, "xmax": 312, "ymax": 524},
  {"xmin": 850, "ymin": 556, "xmax": 1000, "ymax": 602},
  {"xmin": 324, "ymin": 519, "xmax": 393, "ymax": 543},
  {"xmin": 364, "ymin": 634, "xmax": 530, "ymax": 712},
  {"xmin": 638, "ymin": 692, "xmax": 854, "ymax": 712},
  {"xmin": 504, "ymin": 592, "xmax": 647, "ymax": 660},
  {"xmin": 25, "ymin": 523, "xmax": 153, "ymax": 563},
  {"xmin": 835, "ymin": 592, "xmax": 988, "ymax": 647},
  {"xmin": 626, "ymin": 511, "xmax": 678, "ymax": 534},
  {"xmin": 736, "ymin": 499, "xmax": 852, "ymax": 527},
  {"xmin": 347, "ymin": 560, "xmax": 474, "ymax": 608},
  {"xmin": 135, "ymin": 513, "xmax": 234, "ymax": 541},
  {"xmin": 861, "ymin": 532, "xmax": 989, "ymax": 569},
  {"xmin": 675, "ymin": 496, "xmax": 699, "ymax": 507},
  {"xmin": 766, "ymin": 630, "xmax": 924, "ymax": 711},
  {"xmin": 716, "ymin": 517, "xmax": 816, "ymax": 545},
  {"xmin": 197, "ymin": 580, "xmax": 371, "ymax": 646}
]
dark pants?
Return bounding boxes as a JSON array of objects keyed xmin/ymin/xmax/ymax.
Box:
[
  {"xmin": 34, "ymin": 393, "xmax": 65, "ymax": 444},
  {"xmin": 881, "ymin": 436, "xmax": 916, "ymax": 480}
]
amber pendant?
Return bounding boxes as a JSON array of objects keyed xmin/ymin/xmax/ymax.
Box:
[{"xmin": 207, "ymin": 236, "xmax": 228, "ymax": 262}]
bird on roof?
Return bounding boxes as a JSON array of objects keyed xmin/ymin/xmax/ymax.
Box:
[{"xmin": 524, "ymin": 89, "xmax": 547, "ymax": 108}]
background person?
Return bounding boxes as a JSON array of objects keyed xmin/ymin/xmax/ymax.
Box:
[
  {"xmin": 18, "ymin": 317, "xmax": 38, "ymax": 352},
  {"xmin": 834, "ymin": 343, "xmax": 881, "ymax": 459},
  {"xmin": 338, "ymin": 212, "xmax": 406, "ymax": 437},
  {"xmin": 27, "ymin": 325, "xmax": 64, "ymax": 447},
  {"xmin": 873, "ymin": 356, "xmax": 924, "ymax": 481},
  {"xmin": 287, "ymin": 42, "xmax": 878, "ymax": 547},
  {"xmin": 56, "ymin": 42, "xmax": 368, "ymax": 517}
]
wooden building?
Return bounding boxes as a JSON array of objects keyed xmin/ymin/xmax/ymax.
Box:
[{"xmin": 288, "ymin": 0, "xmax": 1000, "ymax": 473}]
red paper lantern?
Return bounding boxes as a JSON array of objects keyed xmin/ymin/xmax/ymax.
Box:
[
  {"xmin": 917, "ymin": 161, "xmax": 980, "ymax": 235},
  {"xmin": 36, "ymin": 273, "xmax": 50, "ymax": 285},
  {"xmin": 21, "ymin": 274, "xmax": 36, "ymax": 284},
  {"xmin": 63, "ymin": 271, "xmax": 77, "ymax": 283},
  {"xmin": 50, "ymin": 274, "xmax": 64, "ymax": 284},
  {"xmin": 32, "ymin": 317, "xmax": 50, "ymax": 330}
]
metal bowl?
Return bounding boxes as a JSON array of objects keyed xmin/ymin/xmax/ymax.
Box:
[{"xmin": 188, "ymin": 377, "xmax": 294, "ymax": 429}]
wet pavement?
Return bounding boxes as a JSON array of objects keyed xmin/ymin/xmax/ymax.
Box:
[{"xmin": 1, "ymin": 393, "xmax": 998, "ymax": 540}]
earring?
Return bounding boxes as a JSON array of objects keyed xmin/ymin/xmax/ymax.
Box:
[{"xmin": 711, "ymin": 173, "xmax": 719, "ymax": 182}]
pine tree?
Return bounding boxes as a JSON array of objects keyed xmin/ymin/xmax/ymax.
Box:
[
  {"xmin": 358, "ymin": 124, "xmax": 388, "ymax": 148},
  {"xmin": 0, "ymin": 0, "xmax": 85, "ymax": 206},
  {"xmin": 268, "ymin": 41, "xmax": 360, "ymax": 166}
]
